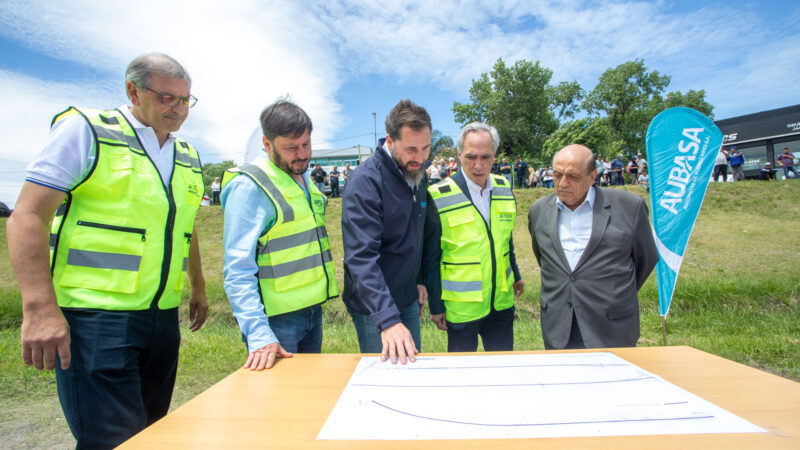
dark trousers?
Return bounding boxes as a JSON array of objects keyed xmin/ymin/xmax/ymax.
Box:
[
  {"xmin": 56, "ymin": 308, "xmax": 180, "ymax": 449},
  {"xmin": 613, "ymin": 171, "xmax": 624, "ymax": 186},
  {"xmin": 713, "ymin": 164, "xmax": 728, "ymax": 182},
  {"xmin": 330, "ymin": 181, "xmax": 340, "ymax": 197},
  {"xmin": 211, "ymin": 190, "xmax": 220, "ymax": 204},
  {"xmin": 564, "ymin": 312, "xmax": 585, "ymax": 349},
  {"xmin": 447, "ymin": 306, "xmax": 515, "ymax": 352}
]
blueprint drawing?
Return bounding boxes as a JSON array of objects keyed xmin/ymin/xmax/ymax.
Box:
[{"xmin": 317, "ymin": 352, "xmax": 766, "ymax": 440}]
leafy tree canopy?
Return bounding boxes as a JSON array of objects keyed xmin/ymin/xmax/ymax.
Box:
[
  {"xmin": 202, "ymin": 160, "xmax": 236, "ymax": 193},
  {"xmin": 453, "ymin": 58, "xmax": 562, "ymax": 159}
]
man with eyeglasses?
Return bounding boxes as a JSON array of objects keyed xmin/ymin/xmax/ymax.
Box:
[{"xmin": 7, "ymin": 53, "xmax": 208, "ymax": 448}]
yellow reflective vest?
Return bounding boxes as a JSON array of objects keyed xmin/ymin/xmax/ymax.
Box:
[
  {"xmin": 49, "ymin": 107, "xmax": 204, "ymax": 310},
  {"xmin": 222, "ymin": 157, "xmax": 338, "ymax": 317},
  {"xmin": 429, "ymin": 174, "xmax": 516, "ymax": 323}
]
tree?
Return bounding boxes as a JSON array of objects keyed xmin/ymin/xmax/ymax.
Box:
[
  {"xmin": 658, "ymin": 89, "xmax": 714, "ymax": 118},
  {"xmin": 202, "ymin": 160, "xmax": 236, "ymax": 193},
  {"xmin": 549, "ymin": 81, "xmax": 585, "ymax": 123},
  {"xmin": 453, "ymin": 58, "xmax": 559, "ymax": 159},
  {"xmin": 541, "ymin": 118, "xmax": 614, "ymax": 163},
  {"xmin": 430, "ymin": 129, "xmax": 454, "ymax": 159},
  {"xmin": 583, "ymin": 59, "xmax": 670, "ymax": 153}
]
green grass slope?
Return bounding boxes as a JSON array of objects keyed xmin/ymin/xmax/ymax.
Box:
[{"xmin": 1, "ymin": 180, "xmax": 798, "ymax": 447}]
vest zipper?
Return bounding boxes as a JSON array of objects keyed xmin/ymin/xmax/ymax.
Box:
[
  {"xmin": 442, "ymin": 261, "xmax": 480, "ymax": 266},
  {"xmin": 299, "ymin": 178, "xmax": 334, "ymax": 300},
  {"xmin": 150, "ymin": 171, "xmax": 177, "ymax": 309},
  {"xmin": 482, "ymin": 212, "xmax": 497, "ymax": 308},
  {"xmin": 76, "ymin": 220, "xmax": 147, "ymax": 241},
  {"xmin": 185, "ymin": 232, "xmax": 192, "ymax": 244},
  {"xmin": 142, "ymin": 138, "xmax": 178, "ymax": 310}
]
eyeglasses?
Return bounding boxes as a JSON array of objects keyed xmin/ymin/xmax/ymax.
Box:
[{"xmin": 143, "ymin": 86, "xmax": 198, "ymax": 108}]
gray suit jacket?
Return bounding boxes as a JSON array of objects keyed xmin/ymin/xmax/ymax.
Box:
[{"xmin": 528, "ymin": 188, "xmax": 658, "ymax": 349}]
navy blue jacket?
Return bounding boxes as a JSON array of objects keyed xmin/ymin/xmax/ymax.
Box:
[
  {"xmin": 423, "ymin": 170, "xmax": 522, "ymax": 316},
  {"xmin": 341, "ymin": 143, "xmax": 431, "ymax": 331}
]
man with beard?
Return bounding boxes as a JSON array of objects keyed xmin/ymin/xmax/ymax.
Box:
[
  {"xmin": 221, "ymin": 99, "xmax": 338, "ymax": 370},
  {"xmin": 342, "ymin": 99, "xmax": 433, "ymax": 364}
]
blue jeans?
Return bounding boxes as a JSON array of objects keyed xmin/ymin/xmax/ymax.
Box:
[
  {"xmin": 315, "ymin": 182, "xmax": 325, "ymax": 193},
  {"xmin": 348, "ymin": 301, "xmax": 421, "ymax": 353},
  {"xmin": 268, "ymin": 305, "xmax": 323, "ymax": 353},
  {"xmin": 782, "ymin": 166, "xmax": 798, "ymax": 178},
  {"xmin": 56, "ymin": 308, "xmax": 180, "ymax": 449}
]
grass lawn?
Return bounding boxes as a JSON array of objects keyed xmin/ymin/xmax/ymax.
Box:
[{"xmin": 1, "ymin": 180, "xmax": 798, "ymax": 448}]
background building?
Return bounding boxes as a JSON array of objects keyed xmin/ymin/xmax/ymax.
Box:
[{"xmin": 716, "ymin": 104, "xmax": 800, "ymax": 179}]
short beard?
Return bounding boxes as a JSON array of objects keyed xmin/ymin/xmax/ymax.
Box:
[
  {"xmin": 391, "ymin": 150, "xmax": 425, "ymax": 186},
  {"xmin": 271, "ymin": 148, "xmax": 308, "ymax": 176}
]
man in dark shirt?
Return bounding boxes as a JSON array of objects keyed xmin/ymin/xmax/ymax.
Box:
[
  {"xmin": 759, "ymin": 162, "xmax": 777, "ymax": 181},
  {"xmin": 776, "ymin": 147, "xmax": 798, "ymax": 179},
  {"xmin": 311, "ymin": 164, "xmax": 327, "ymax": 193},
  {"xmin": 341, "ymin": 99, "xmax": 433, "ymax": 365},
  {"xmin": 499, "ymin": 157, "xmax": 512, "ymax": 186},
  {"xmin": 514, "ymin": 156, "xmax": 528, "ymax": 189},
  {"xmin": 329, "ymin": 165, "xmax": 341, "ymax": 197}
]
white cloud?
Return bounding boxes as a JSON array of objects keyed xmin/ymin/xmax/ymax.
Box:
[
  {"xmin": 0, "ymin": 0, "xmax": 797, "ymax": 178},
  {"xmin": 0, "ymin": 0, "xmax": 344, "ymax": 164}
]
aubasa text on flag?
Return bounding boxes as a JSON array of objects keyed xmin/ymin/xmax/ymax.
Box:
[{"xmin": 645, "ymin": 107, "xmax": 723, "ymax": 317}]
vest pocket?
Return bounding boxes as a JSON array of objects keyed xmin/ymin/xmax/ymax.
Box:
[
  {"xmin": 441, "ymin": 256, "xmax": 482, "ymax": 303},
  {"xmin": 59, "ymin": 220, "xmax": 145, "ymax": 293}
]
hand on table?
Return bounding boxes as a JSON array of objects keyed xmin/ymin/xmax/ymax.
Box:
[
  {"xmin": 244, "ymin": 342, "xmax": 293, "ymax": 370},
  {"xmin": 380, "ymin": 322, "xmax": 418, "ymax": 365}
]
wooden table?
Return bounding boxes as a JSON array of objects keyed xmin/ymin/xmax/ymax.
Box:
[{"xmin": 120, "ymin": 346, "xmax": 800, "ymax": 448}]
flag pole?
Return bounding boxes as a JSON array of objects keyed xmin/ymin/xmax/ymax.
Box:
[{"xmin": 661, "ymin": 316, "xmax": 667, "ymax": 346}]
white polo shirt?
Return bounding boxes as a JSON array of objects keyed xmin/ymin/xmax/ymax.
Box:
[{"xmin": 26, "ymin": 105, "xmax": 178, "ymax": 191}]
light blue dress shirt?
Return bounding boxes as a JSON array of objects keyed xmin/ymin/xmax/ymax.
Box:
[
  {"xmin": 221, "ymin": 171, "xmax": 311, "ymax": 353},
  {"xmin": 556, "ymin": 186, "xmax": 595, "ymax": 271}
]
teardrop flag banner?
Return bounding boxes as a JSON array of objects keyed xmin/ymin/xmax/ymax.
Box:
[{"xmin": 645, "ymin": 107, "xmax": 723, "ymax": 318}]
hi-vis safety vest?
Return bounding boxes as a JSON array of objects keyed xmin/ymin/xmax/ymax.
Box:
[
  {"xmin": 222, "ymin": 157, "xmax": 338, "ymax": 317},
  {"xmin": 49, "ymin": 107, "xmax": 204, "ymax": 310},
  {"xmin": 429, "ymin": 174, "xmax": 516, "ymax": 323}
]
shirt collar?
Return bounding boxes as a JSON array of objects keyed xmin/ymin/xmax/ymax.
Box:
[
  {"xmin": 556, "ymin": 185, "xmax": 595, "ymax": 212},
  {"xmin": 120, "ymin": 105, "xmax": 175, "ymax": 140},
  {"xmin": 463, "ymin": 171, "xmax": 492, "ymax": 195}
]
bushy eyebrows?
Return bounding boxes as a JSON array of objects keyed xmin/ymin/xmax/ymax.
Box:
[{"xmin": 462, "ymin": 151, "xmax": 493, "ymax": 158}]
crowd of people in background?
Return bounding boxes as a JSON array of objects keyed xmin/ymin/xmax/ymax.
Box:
[
  {"xmin": 258, "ymin": 145, "xmax": 796, "ymax": 200},
  {"xmin": 426, "ymin": 151, "xmax": 650, "ymax": 191}
]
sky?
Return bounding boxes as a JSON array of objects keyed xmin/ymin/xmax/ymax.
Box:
[{"xmin": 1, "ymin": 0, "xmax": 799, "ymax": 206}]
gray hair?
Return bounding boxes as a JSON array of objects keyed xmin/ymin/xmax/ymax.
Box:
[
  {"xmin": 457, "ymin": 122, "xmax": 500, "ymax": 153},
  {"xmin": 125, "ymin": 53, "xmax": 191, "ymax": 92},
  {"xmin": 260, "ymin": 98, "xmax": 313, "ymax": 140}
]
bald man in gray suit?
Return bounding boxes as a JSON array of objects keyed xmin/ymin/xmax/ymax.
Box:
[{"xmin": 528, "ymin": 144, "xmax": 658, "ymax": 349}]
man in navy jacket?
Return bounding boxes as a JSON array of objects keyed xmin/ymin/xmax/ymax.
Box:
[{"xmin": 341, "ymin": 99, "xmax": 433, "ymax": 364}]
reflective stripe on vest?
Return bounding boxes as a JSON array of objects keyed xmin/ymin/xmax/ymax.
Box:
[
  {"xmin": 237, "ymin": 163, "xmax": 295, "ymax": 222},
  {"xmin": 223, "ymin": 156, "xmax": 338, "ymax": 316},
  {"xmin": 67, "ymin": 249, "xmax": 142, "ymax": 271},
  {"xmin": 257, "ymin": 249, "xmax": 333, "ymax": 279},
  {"xmin": 256, "ymin": 226, "xmax": 328, "ymax": 255},
  {"xmin": 49, "ymin": 107, "xmax": 204, "ymax": 310},
  {"xmin": 429, "ymin": 174, "xmax": 516, "ymax": 323}
]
